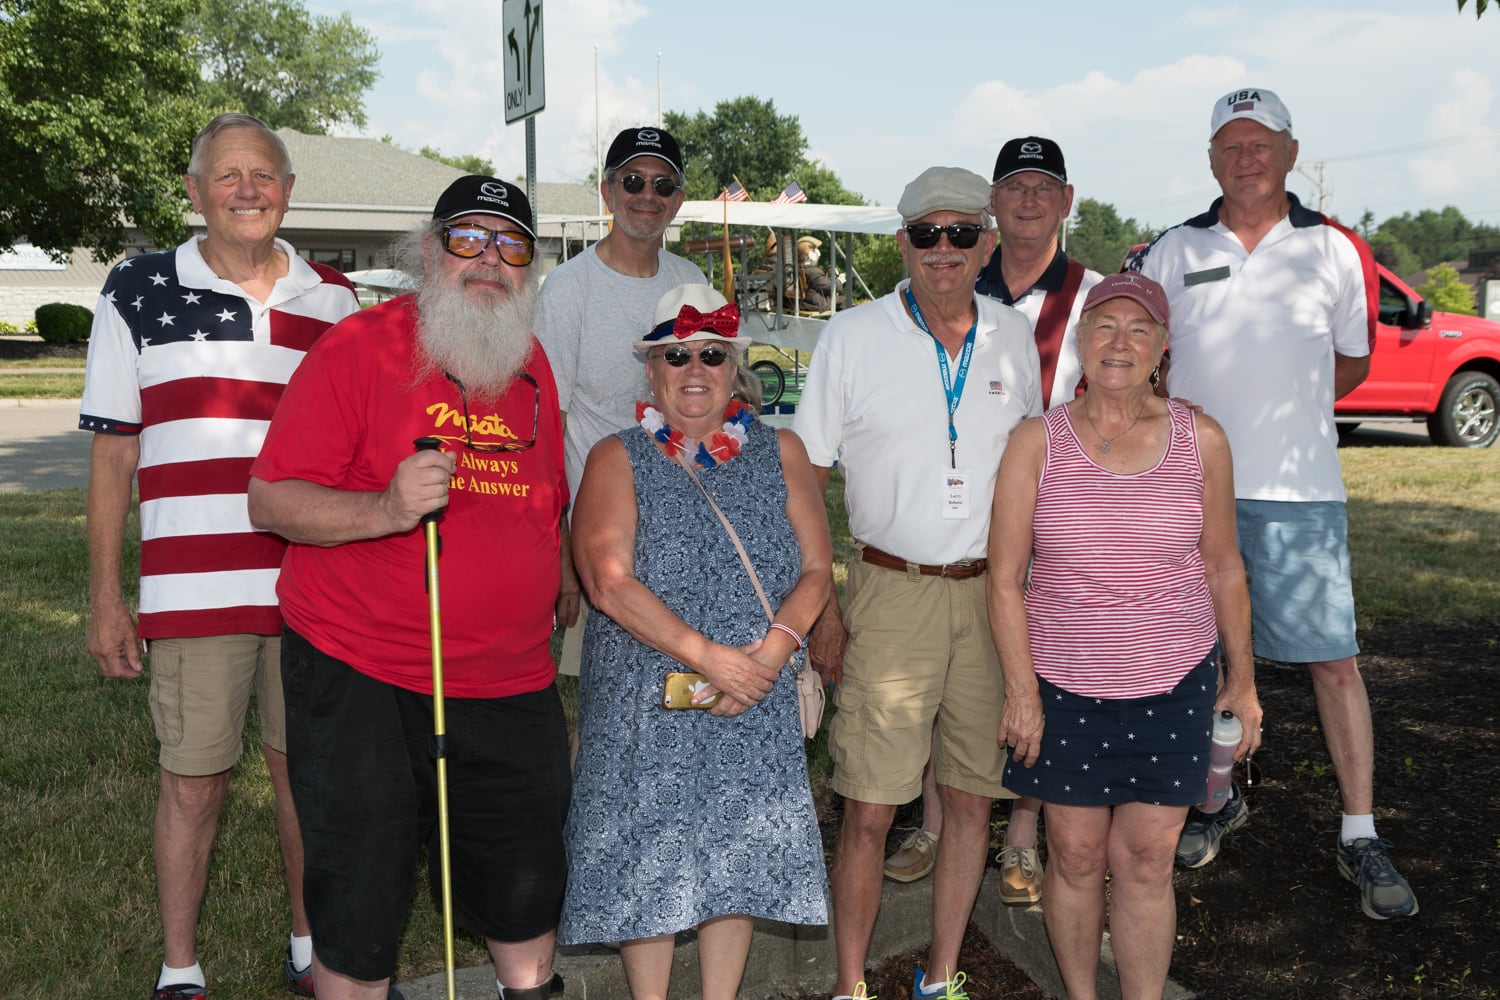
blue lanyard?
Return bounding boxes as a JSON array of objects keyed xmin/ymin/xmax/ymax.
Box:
[{"xmin": 904, "ymin": 285, "xmax": 976, "ymax": 469}]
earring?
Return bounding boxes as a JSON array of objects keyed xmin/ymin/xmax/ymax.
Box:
[{"xmin": 1150, "ymin": 363, "xmax": 1161, "ymax": 388}]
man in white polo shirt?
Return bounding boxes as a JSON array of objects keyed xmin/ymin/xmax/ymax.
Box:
[
  {"xmin": 796, "ymin": 166, "xmax": 1041, "ymax": 999},
  {"xmin": 1132, "ymin": 87, "xmax": 1416, "ymax": 921}
]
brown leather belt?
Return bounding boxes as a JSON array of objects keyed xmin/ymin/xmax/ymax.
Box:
[{"xmin": 859, "ymin": 544, "xmax": 987, "ymax": 580}]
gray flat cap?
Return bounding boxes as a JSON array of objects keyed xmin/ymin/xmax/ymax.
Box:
[{"xmin": 897, "ymin": 166, "xmax": 992, "ymax": 222}]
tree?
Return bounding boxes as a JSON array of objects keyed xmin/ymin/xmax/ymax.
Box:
[
  {"xmin": 191, "ymin": 0, "xmax": 379, "ymax": 133},
  {"xmin": 1457, "ymin": 0, "xmax": 1493, "ymax": 17},
  {"xmin": 0, "ymin": 0, "xmax": 208, "ymax": 258},
  {"xmin": 1368, "ymin": 230, "xmax": 1421, "ymax": 280},
  {"xmin": 1065, "ymin": 199, "xmax": 1158, "ymax": 275},
  {"xmin": 1417, "ymin": 263, "xmax": 1478, "ymax": 315},
  {"xmin": 420, "ymin": 146, "xmax": 496, "ymax": 176},
  {"xmin": 1376, "ymin": 206, "xmax": 1480, "ymax": 268},
  {"xmin": 664, "ymin": 97, "xmax": 808, "ymax": 200}
]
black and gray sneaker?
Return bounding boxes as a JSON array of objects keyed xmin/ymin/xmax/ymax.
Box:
[
  {"xmin": 1337, "ymin": 836, "xmax": 1419, "ymax": 920},
  {"xmin": 152, "ymin": 986, "xmax": 205, "ymax": 1000},
  {"xmin": 1175, "ymin": 784, "xmax": 1249, "ymax": 869},
  {"xmin": 280, "ymin": 949, "xmax": 406, "ymax": 1000}
]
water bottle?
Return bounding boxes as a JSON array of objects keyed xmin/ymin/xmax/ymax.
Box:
[{"xmin": 1198, "ymin": 710, "xmax": 1242, "ymax": 814}]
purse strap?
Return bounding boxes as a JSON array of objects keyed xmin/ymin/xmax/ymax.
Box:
[{"xmin": 677, "ymin": 455, "xmax": 775, "ymax": 624}]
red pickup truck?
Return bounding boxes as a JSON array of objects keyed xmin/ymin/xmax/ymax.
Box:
[{"xmin": 1336, "ymin": 264, "xmax": 1500, "ymax": 448}]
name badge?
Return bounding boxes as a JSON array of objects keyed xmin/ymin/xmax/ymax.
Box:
[
  {"xmin": 942, "ymin": 469, "xmax": 971, "ymax": 519},
  {"xmin": 1184, "ymin": 266, "xmax": 1231, "ymax": 286}
]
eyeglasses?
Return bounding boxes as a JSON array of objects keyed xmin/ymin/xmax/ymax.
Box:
[
  {"xmin": 440, "ymin": 224, "xmax": 535, "ymax": 266},
  {"xmin": 904, "ymin": 223, "xmax": 984, "ymax": 250},
  {"xmin": 619, "ymin": 173, "xmax": 681, "ymax": 198},
  {"xmin": 657, "ymin": 345, "xmax": 730, "ymax": 367},
  {"xmin": 995, "ymin": 180, "xmax": 1061, "ymax": 201},
  {"xmin": 444, "ymin": 370, "xmax": 539, "ymax": 452}
]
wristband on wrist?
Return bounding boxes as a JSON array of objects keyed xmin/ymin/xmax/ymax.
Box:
[{"xmin": 768, "ymin": 622, "xmax": 804, "ymax": 649}]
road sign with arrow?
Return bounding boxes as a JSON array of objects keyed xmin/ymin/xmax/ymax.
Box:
[{"xmin": 503, "ymin": 0, "xmax": 545, "ymax": 123}]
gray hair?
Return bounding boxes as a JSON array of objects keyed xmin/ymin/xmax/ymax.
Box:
[
  {"xmin": 732, "ymin": 354, "xmax": 763, "ymax": 411},
  {"xmin": 187, "ymin": 113, "xmax": 292, "ymax": 180}
]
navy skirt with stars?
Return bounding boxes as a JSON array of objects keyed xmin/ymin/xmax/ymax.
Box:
[{"xmin": 1003, "ymin": 647, "xmax": 1219, "ymax": 808}]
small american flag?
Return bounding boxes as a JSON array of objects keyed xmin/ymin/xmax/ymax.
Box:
[
  {"xmin": 988, "ymin": 380, "xmax": 1005, "ymax": 393},
  {"xmin": 716, "ymin": 180, "xmax": 748, "ymax": 202},
  {"xmin": 772, "ymin": 180, "xmax": 807, "ymax": 205},
  {"xmin": 1233, "ymin": 100, "xmax": 1255, "ymax": 112}
]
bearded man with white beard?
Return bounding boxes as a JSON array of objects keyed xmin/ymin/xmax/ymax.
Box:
[{"xmin": 248, "ymin": 176, "xmax": 571, "ymax": 1000}]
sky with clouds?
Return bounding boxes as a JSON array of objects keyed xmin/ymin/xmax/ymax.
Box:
[{"xmin": 309, "ymin": 0, "xmax": 1500, "ymax": 231}]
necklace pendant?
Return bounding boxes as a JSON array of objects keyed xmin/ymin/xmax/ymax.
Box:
[{"xmin": 1099, "ymin": 441, "xmax": 1112, "ymax": 453}]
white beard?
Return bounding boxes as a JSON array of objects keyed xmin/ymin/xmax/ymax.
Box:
[{"xmin": 412, "ymin": 269, "xmax": 539, "ymax": 403}]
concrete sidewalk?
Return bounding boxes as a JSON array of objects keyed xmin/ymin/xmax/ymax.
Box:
[{"xmin": 396, "ymin": 869, "xmax": 1194, "ymax": 999}]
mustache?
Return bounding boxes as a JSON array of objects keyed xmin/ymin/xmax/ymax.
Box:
[{"xmin": 920, "ymin": 251, "xmax": 967, "ymax": 266}]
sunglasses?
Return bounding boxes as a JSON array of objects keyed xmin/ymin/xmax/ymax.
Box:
[
  {"xmin": 444, "ymin": 370, "xmax": 539, "ymax": 452},
  {"xmin": 619, "ymin": 173, "xmax": 681, "ymax": 198},
  {"xmin": 440, "ymin": 224, "xmax": 535, "ymax": 266},
  {"xmin": 658, "ymin": 345, "xmax": 730, "ymax": 367},
  {"xmin": 905, "ymin": 223, "xmax": 984, "ymax": 250}
]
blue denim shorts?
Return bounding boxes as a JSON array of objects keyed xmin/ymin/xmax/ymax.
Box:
[{"xmin": 1236, "ymin": 500, "xmax": 1359, "ymax": 664}]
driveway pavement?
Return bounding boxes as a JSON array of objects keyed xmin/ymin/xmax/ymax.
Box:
[{"xmin": 0, "ymin": 399, "xmax": 90, "ymax": 492}]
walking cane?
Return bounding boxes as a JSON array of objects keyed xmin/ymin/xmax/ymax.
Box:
[{"xmin": 414, "ymin": 437, "xmax": 457, "ymax": 1000}]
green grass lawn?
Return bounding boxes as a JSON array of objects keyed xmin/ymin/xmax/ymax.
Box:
[
  {"xmin": 1, "ymin": 445, "xmax": 1495, "ymax": 998},
  {"xmin": 0, "ymin": 372, "xmax": 87, "ymax": 398}
]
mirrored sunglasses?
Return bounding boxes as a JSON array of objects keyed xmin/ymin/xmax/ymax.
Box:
[
  {"xmin": 620, "ymin": 173, "xmax": 681, "ymax": 198},
  {"xmin": 905, "ymin": 223, "xmax": 984, "ymax": 250},
  {"xmin": 440, "ymin": 224, "xmax": 535, "ymax": 266},
  {"xmin": 659, "ymin": 345, "xmax": 730, "ymax": 367}
]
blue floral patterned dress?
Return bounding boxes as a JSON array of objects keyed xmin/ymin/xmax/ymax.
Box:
[{"xmin": 558, "ymin": 419, "xmax": 828, "ymax": 944}]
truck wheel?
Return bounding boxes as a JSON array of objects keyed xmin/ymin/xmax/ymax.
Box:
[
  {"xmin": 752, "ymin": 360, "xmax": 785, "ymax": 407},
  {"xmin": 1427, "ymin": 371, "xmax": 1499, "ymax": 447}
]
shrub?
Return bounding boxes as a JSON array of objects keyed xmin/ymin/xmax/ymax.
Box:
[
  {"xmin": 33, "ymin": 303, "xmax": 93, "ymax": 344},
  {"xmin": 0, "ymin": 320, "xmax": 18, "ymax": 335}
]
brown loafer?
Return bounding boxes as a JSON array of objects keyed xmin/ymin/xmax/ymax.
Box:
[
  {"xmin": 883, "ymin": 829, "xmax": 939, "ymax": 883},
  {"xmin": 998, "ymin": 845, "xmax": 1043, "ymax": 905}
]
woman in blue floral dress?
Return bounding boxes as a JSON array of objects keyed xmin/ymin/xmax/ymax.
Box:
[{"xmin": 559, "ymin": 286, "xmax": 831, "ymax": 999}]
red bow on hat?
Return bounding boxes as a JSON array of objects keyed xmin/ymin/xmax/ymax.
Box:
[{"xmin": 673, "ymin": 303, "xmax": 740, "ymax": 338}]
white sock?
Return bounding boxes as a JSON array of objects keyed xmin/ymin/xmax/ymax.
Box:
[
  {"xmin": 289, "ymin": 933, "xmax": 313, "ymax": 970},
  {"xmin": 916, "ymin": 971, "xmax": 947, "ymax": 996},
  {"xmin": 1341, "ymin": 813, "xmax": 1378, "ymax": 844},
  {"xmin": 157, "ymin": 963, "xmax": 205, "ymax": 989}
]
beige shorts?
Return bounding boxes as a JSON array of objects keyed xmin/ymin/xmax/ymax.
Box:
[
  {"xmin": 829, "ymin": 558, "xmax": 1014, "ymax": 805},
  {"xmin": 147, "ymin": 633, "xmax": 285, "ymax": 776}
]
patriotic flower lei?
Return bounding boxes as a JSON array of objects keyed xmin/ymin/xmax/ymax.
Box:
[{"xmin": 636, "ymin": 399, "xmax": 755, "ymax": 469}]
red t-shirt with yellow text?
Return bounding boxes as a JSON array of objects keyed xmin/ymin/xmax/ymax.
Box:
[{"xmin": 252, "ymin": 295, "xmax": 567, "ymax": 698}]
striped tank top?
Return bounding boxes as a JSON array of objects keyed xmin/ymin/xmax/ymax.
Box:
[{"xmin": 1025, "ymin": 399, "xmax": 1217, "ymax": 697}]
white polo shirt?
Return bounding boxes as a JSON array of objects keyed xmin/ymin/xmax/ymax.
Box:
[
  {"xmin": 793, "ymin": 280, "xmax": 1041, "ymax": 564},
  {"xmin": 1135, "ymin": 195, "xmax": 1376, "ymax": 502}
]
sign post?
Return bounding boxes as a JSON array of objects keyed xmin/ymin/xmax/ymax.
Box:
[{"xmin": 502, "ymin": 0, "xmax": 545, "ymax": 212}]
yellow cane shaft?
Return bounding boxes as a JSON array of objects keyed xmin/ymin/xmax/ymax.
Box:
[{"xmin": 424, "ymin": 520, "xmax": 457, "ymax": 1000}]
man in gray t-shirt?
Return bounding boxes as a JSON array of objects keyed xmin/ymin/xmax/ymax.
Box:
[{"xmin": 533, "ymin": 125, "xmax": 706, "ymax": 664}]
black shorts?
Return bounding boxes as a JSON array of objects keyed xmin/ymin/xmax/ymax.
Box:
[
  {"xmin": 1002, "ymin": 647, "xmax": 1218, "ymax": 808},
  {"xmin": 282, "ymin": 627, "xmax": 571, "ymax": 981}
]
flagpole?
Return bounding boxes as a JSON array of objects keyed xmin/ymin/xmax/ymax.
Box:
[{"xmin": 721, "ymin": 191, "xmax": 734, "ymax": 301}]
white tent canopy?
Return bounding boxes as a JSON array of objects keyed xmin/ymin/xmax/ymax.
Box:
[{"xmin": 674, "ymin": 201, "xmax": 902, "ymax": 236}]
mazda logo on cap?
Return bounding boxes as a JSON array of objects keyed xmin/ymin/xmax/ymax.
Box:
[
  {"xmin": 638, "ymin": 129, "xmax": 659, "ymax": 142},
  {"xmin": 1020, "ymin": 142, "xmax": 1042, "ymax": 157},
  {"xmin": 479, "ymin": 181, "xmax": 509, "ymax": 203}
]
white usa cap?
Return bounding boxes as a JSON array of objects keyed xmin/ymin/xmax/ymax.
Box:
[{"xmin": 1210, "ymin": 88, "xmax": 1293, "ymax": 139}]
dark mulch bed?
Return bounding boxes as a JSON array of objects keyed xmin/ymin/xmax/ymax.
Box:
[
  {"xmin": 0, "ymin": 337, "xmax": 87, "ymax": 362},
  {"xmin": 777, "ymin": 622, "xmax": 1500, "ymax": 999}
]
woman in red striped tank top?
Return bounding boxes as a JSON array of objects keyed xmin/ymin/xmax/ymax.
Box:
[{"xmin": 986, "ymin": 273, "xmax": 1262, "ymax": 1000}]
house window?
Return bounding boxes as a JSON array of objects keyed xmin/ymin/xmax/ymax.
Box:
[{"xmin": 303, "ymin": 249, "xmax": 356, "ymax": 272}]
